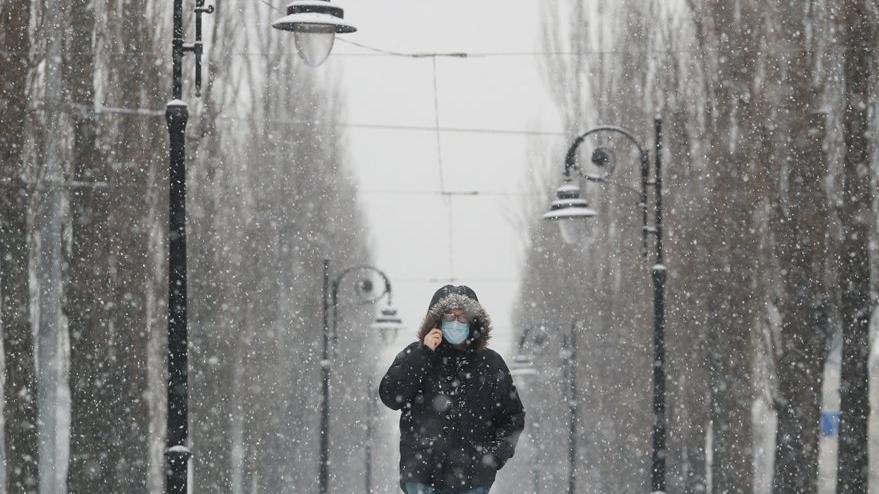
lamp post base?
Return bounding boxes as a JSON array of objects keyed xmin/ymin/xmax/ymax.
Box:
[{"xmin": 165, "ymin": 445, "xmax": 191, "ymax": 494}]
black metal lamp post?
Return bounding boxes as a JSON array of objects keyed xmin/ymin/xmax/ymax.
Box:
[
  {"xmin": 510, "ymin": 336, "xmax": 541, "ymax": 494},
  {"xmin": 543, "ymin": 120, "xmax": 666, "ymax": 493},
  {"xmin": 513, "ymin": 323, "xmax": 579, "ymax": 494},
  {"xmin": 366, "ymin": 304, "xmax": 403, "ymax": 494},
  {"xmin": 561, "ymin": 323, "xmax": 578, "ymax": 494},
  {"xmin": 320, "ymin": 260, "xmax": 402, "ymax": 494},
  {"xmin": 164, "ymin": 2, "xmax": 354, "ymax": 492}
]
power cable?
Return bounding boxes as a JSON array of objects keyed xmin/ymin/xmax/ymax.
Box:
[
  {"xmin": 429, "ymin": 55, "xmax": 456, "ymax": 282},
  {"xmin": 358, "ymin": 189, "xmax": 539, "ymax": 197},
  {"xmin": 331, "ymin": 122, "xmax": 566, "ymax": 136},
  {"xmin": 334, "ymin": 38, "xmax": 700, "ymax": 58},
  {"xmin": 393, "ymin": 277, "xmax": 520, "ymax": 284},
  {"xmin": 0, "ymin": 47, "xmax": 703, "ymax": 59},
  {"xmin": 256, "ymin": 0, "xmax": 281, "ymax": 11},
  {"xmin": 431, "ymin": 57, "xmax": 447, "ymax": 194},
  {"xmin": 40, "ymin": 102, "xmax": 566, "ymax": 137},
  {"xmin": 335, "ymin": 38, "xmax": 469, "ymax": 59}
]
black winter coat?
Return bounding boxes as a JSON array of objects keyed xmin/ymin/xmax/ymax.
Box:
[{"xmin": 380, "ymin": 341, "xmax": 526, "ymax": 492}]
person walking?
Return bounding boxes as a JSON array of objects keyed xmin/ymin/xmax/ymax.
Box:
[{"xmin": 380, "ymin": 285, "xmax": 525, "ymax": 494}]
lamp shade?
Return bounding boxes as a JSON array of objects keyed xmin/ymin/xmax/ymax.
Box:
[
  {"xmin": 272, "ymin": 0, "xmax": 356, "ymax": 67},
  {"xmin": 372, "ymin": 305, "xmax": 404, "ymax": 343},
  {"xmin": 543, "ymin": 179, "xmax": 596, "ymax": 245},
  {"xmin": 510, "ymin": 354, "xmax": 538, "ymax": 378},
  {"xmin": 294, "ymin": 30, "xmax": 336, "ymax": 67}
]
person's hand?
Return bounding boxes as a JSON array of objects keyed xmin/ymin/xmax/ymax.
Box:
[{"xmin": 423, "ymin": 328, "xmax": 442, "ymax": 351}]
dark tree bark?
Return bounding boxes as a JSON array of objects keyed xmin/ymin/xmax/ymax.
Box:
[
  {"xmin": 766, "ymin": 3, "xmax": 831, "ymax": 491},
  {"xmin": 190, "ymin": 2, "xmax": 236, "ymax": 490},
  {"xmin": 98, "ymin": 1, "xmax": 163, "ymax": 490},
  {"xmin": 61, "ymin": 0, "xmax": 115, "ymax": 490},
  {"xmin": 701, "ymin": 1, "xmax": 762, "ymax": 492},
  {"xmin": 769, "ymin": 112, "xmax": 830, "ymax": 494},
  {"xmin": 0, "ymin": 0, "xmax": 39, "ymax": 491},
  {"xmin": 665, "ymin": 104, "xmax": 710, "ymax": 494},
  {"xmin": 836, "ymin": 1, "xmax": 874, "ymax": 492}
]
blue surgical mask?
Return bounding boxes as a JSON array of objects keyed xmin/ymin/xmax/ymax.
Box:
[{"xmin": 441, "ymin": 320, "xmax": 470, "ymax": 345}]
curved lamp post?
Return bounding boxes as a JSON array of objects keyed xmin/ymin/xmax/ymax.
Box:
[
  {"xmin": 543, "ymin": 119, "xmax": 666, "ymax": 493},
  {"xmin": 321, "ymin": 260, "xmax": 402, "ymax": 494},
  {"xmin": 164, "ymin": 2, "xmax": 354, "ymax": 493}
]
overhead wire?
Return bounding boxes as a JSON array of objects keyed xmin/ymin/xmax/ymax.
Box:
[
  {"xmin": 430, "ymin": 55, "xmax": 456, "ymax": 283},
  {"xmin": 256, "ymin": 0, "xmax": 281, "ymax": 11},
  {"xmin": 27, "ymin": 32, "xmax": 569, "ymax": 287},
  {"xmin": 358, "ymin": 189, "xmax": 539, "ymax": 197},
  {"xmin": 37, "ymin": 101, "xmax": 567, "ymax": 136},
  {"xmin": 0, "ymin": 45, "xmax": 705, "ymax": 61}
]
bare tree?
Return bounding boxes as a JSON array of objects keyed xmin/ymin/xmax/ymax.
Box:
[
  {"xmin": 62, "ymin": 0, "xmax": 117, "ymax": 488},
  {"xmin": 761, "ymin": 2, "xmax": 834, "ymax": 492},
  {"xmin": 0, "ymin": 0, "xmax": 40, "ymax": 490},
  {"xmin": 96, "ymin": 0, "xmax": 166, "ymax": 489},
  {"xmin": 660, "ymin": 19, "xmax": 712, "ymax": 490},
  {"xmin": 686, "ymin": 2, "xmax": 765, "ymax": 491},
  {"xmin": 836, "ymin": 0, "xmax": 875, "ymax": 492}
]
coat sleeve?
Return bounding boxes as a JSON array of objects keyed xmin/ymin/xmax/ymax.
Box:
[
  {"xmin": 485, "ymin": 356, "xmax": 525, "ymax": 469},
  {"xmin": 379, "ymin": 342, "xmax": 433, "ymax": 410}
]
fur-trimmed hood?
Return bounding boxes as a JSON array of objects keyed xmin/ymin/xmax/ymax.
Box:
[{"xmin": 418, "ymin": 292, "xmax": 492, "ymax": 350}]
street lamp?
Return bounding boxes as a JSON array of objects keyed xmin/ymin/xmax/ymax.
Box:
[
  {"xmin": 272, "ymin": 0, "xmax": 357, "ymax": 67},
  {"xmin": 513, "ymin": 323, "xmax": 578, "ymax": 494},
  {"xmin": 543, "ymin": 119, "xmax": 666, "ymax": 493},
  {"xmin": 320, "ymin": 259, "xmax": 401, "ymax": 494},
  {"xmin": 371, "ymin": 304, "xmax": 404, "ymax": 343},
  {"xmin": 164, "ymin": 1, "xmax": 354, "ymax": 492},
  {"xmin": 543, "ymin": 178, "xmax": 596, "ymax": 245},
  {"xmin": 561, "ymin": 325, "xmax": 578, "ymax": 494},
  {"xmin": 511, "ymin": 334, "xmax": 540, "ymax": 494},
  {"xmin": 366, "ymin": 302, "xmax": 402, "ymax": 494}
]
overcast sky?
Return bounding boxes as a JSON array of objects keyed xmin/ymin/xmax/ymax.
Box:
[{"xmin": 317, "ymin": 0, "xmax": 564, "ymax": 360}]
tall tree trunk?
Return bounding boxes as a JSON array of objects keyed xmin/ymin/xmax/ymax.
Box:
[
  {"xmin": 766, "ymin": 3, "xmax": 831, "ymax": 491},
  {"xmin": 0, "ymin": 0, "xmax": 40, "ymax": 491},
  {"xmin": 62, "ymin": 0, "xmax": 114, "ymax": 490},
  {"xmin": 36, "ymin": 0, "xmax": 67, "ymax": 489},
  {"xmin": 100, "ymin": 0, "xmax": 163, "ymax": 490},
  {"xmin": 770, "ymin": 111, "xmax": 830, "ymax": 494},
  {"xmin": 702, "ymin": 1, "xmax": 762, "ymax": 491},
  {"xmin": 836, "ymin": 0, "xmax": 874, "ymax": 492},
  {"xmin": 190, "ymin": 1, "xmax": 235, "ymax": 488},
  {"xmin": 665, "ymin": 104, "xmax": 710, "ymax": 494}
]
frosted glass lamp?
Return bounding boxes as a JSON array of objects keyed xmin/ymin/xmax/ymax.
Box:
[
  {"xmin": 543, "ymin": 178, "xmax": 596, "ymax": 245},
  {"xmin": 272, "ymin": 0, "xmax": 356, "ymax": 67}
]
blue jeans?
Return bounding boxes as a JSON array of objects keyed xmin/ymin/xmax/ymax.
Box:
[{"xmin": 403, "ymin": 483, "xmax": 490, "ymax": 494}]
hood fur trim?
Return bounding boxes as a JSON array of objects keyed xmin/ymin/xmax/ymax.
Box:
[{"xmin": 419, "ymin": 293, "xmax": 492, "ymax": 350}]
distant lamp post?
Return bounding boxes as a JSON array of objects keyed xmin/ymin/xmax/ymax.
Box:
[
  {"xmin": 272, "ymin": 0, "xmax": 357, "ymax": 67},
  {"xmin": 561, "ymin": 324, "xmax": 578, "ymax": 494},
  {"xmin": 371, "ymin": 304, "xmax": 404, "ymax": 344},
  {"xmin": 320, "ymin": 260, "xmax": 399, "ymax": 494},
  {"xmin": 366, "ymin": 302, "xmax": 402, "ymax": 494},
  {"xmin": 509, "ymin": 353, "xmax": 539, "ymax": 379},
  {"xmin": 543, "ymin": 120, "xmax": 666, "ymax": 493},
  {"xmin": 509, "ymin": 351, "xmax": 539, "ymax": 494},
  {"xmin": 163, "ymin": 1, "xmax": 353, "ymax": 491},
  {"xmin": 513, "ymin": 324, "xmax": 578, "ymax": 494}
]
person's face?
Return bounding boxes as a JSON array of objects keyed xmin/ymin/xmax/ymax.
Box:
[{"xmin": 442, "ymin": 308, "xmax": 469, "ymax": 324}]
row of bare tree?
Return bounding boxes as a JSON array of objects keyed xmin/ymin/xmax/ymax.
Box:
[
  {"xmin": 502, "ymin": 1, "xmax": 877, "ymax": 493},
  {"xmin": 0, "ymin": 0, "xmax": 377, "ymax": 492}
]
